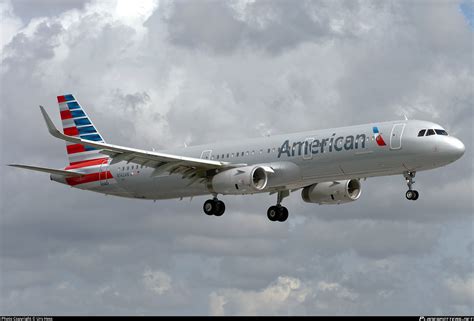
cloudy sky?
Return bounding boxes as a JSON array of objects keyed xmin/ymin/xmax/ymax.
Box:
[{"xmin": 1, "ymin": 0, "xmax": 473, "ymax": 315}]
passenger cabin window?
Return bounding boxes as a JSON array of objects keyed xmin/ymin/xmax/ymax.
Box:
[
  {"xmin": 418, "ymin": 129, "xmax": 426, "ymax": 137},
  {"xmin": 426, "ymin": 129, "xmax": 435, "ymax": 136},
  {"xmin": 435, "ymin": 129, "xmax": 448, "ymax": 136}
]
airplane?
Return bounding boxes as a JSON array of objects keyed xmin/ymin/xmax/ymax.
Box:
[{"xmin": 9, "ymin": 94, "xmax": 465, "ymax": 222}]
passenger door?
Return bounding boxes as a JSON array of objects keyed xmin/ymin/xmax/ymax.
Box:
[
  {"xmin": 390, "ymin": 124, "xmax": 405, "ymax": 150},
  {"xmin": 99, "ymin": 159, "xmax": 109, "ymax": 186},
  {"xmin": 200, "ymin": 150, "xmax": 212, "ymax": 160}
]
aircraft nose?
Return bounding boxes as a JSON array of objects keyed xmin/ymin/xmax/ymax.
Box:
[{"xmin": 445, "ymin": 137, "xmax": 465, "ymax": 159}]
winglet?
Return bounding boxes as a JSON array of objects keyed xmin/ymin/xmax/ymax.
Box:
[{"xmin": 39, "ymin": 105, "xmax": 62, "ymax": 138}]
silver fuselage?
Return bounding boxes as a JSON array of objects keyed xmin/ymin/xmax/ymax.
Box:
[{"xmin": 54, "ymin": 119, "xmax": 465, "ymax": 200}]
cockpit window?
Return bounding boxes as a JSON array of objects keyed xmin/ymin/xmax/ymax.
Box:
[
  {"xmin": 418, "ymin": 129, "xmax": 426, "ymax": 137},
  {"xmin": 426, "ymin": 129, "xmax": 435, "ymax": 136},
  {"xmin": 435, "ymin": 129, "xmax": 448, "ymax": 136}
]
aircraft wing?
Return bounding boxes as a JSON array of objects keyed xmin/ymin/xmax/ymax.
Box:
[
  {"xmin": 8, "ymin": 164, "xmax": 84, "ymax": 177},
  {"xmin": 39, "ymin": 106, "xmax": 241, "ymax": 180}
]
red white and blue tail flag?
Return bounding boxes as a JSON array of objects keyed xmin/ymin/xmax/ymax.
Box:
[
  {"xmin": 372, "ymin": 126, "xmax": 387, "ymax": 147},
  {"xmin": 57, "ymin": 94, "xmax": 108, "ymax": 166}
]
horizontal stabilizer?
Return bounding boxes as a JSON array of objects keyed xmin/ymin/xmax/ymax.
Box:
[{"xmin": 8, "ymin": 164, "xmax": 84, "ymax": 177}]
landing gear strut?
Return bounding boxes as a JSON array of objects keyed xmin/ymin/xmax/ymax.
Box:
[
  {"xmin": 203, "ymin": 196, "xmax": 225, "ymax": 216},
  {"xmin": 267, "ymin": 190, "xmax": 289, "ymax": 222},
  {"xmin": 403, "ymin": 171, "xmax": 419, "ymax": 201}
]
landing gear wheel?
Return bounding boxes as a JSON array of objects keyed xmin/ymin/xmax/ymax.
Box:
[
  {"xmin": 267, "ymin": 206, "xmax": 279, "ymax": 221},
  {"xmin": 267, "ymin": 205, "xmax": 289, "ymax": 222},
  {"xmin": 203, "ymin": 199, "xmax": 215, "ymax": 215},
  {"xmin": 267, "ymin": 191, "xmax": 290, "ymax": 222},
  {"xmin": 277, "ymin": 206, "xmax": 289, "ymax": 222},
  {"xmin": 405, "ymin": 190, "xmax": 419, "ymax": 201},
  {"xmin": 215, "ymin": 200, "xmax": 225, "ymax": 216},
  {"xmin": 203, "ymin": 199, "xmax": 226, "ymax": 216},
  {"xmin": 403, "ymin": 172, "xmax": 419, "ymax": 201}
]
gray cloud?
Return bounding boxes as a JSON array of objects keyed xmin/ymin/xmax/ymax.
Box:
[
  {"xmin": 159, "ymin": 0, "xmax": 383, "ymax": 55},
  {"xmin": 1, "ymin": 0, "xmax": 473, "ymax": 316},
  {"xmin": 10, "ymin": 0, "xmax": 88, "ymax": 23}
]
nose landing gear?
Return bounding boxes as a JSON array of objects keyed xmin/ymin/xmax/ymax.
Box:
[{"xmin": 404, "ymin": 171, "xmax": 419, "ymax": 201}]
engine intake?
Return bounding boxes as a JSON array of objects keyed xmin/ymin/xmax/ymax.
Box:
[
  {"xmin": 210, "ymin": 165, "xmax": 268, "ymax": 195},
  {"xmin": 301, "ymin": 179, "xmax": 361, "ymax": 205}
]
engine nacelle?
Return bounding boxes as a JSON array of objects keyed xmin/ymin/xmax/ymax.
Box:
[
  {"xmin": 301, "ymin": 179, "xmax": 361, "ymax": 205},
  {"xmin": 210, "ymin": 165, "xmax": 268, "ymax": 195}
]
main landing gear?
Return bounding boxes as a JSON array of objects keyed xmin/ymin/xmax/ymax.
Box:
[
  {"xmin": 203, "ymin": 191, "xmax": 290, "ymax": 223},
  {"xmin": 267, "ymin": 190, "xmax": 289, "ymax": 222},
  {"xmin": 203, "ymin": 196, "xmax": 225, "ymax": 216},
  {"xmin": 404, "ymin": 171, "xmax": 419, "ymax": 201}
]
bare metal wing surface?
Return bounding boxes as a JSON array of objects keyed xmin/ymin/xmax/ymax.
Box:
[{"xmin": 39, "ymin": 105, "xmax": 244, "ymax": 180}]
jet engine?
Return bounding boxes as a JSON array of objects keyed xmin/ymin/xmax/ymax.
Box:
[
  {"xmin": 301, "ymin": 179, "xmax": 361, "ymax": 205},
  {"xmin": 210, "ymin": 165, "xmax": 269, "ymax": 194}
]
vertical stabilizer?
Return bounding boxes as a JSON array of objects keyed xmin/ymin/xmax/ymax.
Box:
[{"xmin": 57, "ymin": 94, "xmax": 108, "ymax": 166}]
